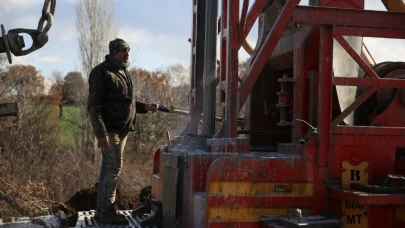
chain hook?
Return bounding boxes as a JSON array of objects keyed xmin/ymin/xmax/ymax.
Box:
[{"xmin": 37, "ymin": 12, "xmax": 53, "ymax": 45}]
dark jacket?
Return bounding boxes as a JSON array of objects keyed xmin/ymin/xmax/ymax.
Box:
[{"xmin": 88, "ymin": 55, "xmax": 148, "ymax": 139}]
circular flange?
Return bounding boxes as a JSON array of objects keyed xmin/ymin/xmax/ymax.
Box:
[{"xmin": 1, "ymin": 24, "xmax": 12, "ymax": 64}]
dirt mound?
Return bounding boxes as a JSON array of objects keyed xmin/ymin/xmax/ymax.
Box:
[{"xmin": 53, "ymin": 183, "xmax": 148, "ymax": 227}]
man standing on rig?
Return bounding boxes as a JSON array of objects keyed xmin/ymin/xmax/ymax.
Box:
[{"xmin": 88, "ymin": 38, "xmax": 158, "ymax": 225}]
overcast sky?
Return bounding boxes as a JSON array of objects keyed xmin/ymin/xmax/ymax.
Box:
[{"xmin": 0, "ymin": 0, "xmax": 404, "ymax": 79}]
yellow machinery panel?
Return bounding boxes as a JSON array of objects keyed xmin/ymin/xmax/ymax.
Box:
[{"xmin": 341, "ymin": 162, "xmax": 369, "ymax": 228}]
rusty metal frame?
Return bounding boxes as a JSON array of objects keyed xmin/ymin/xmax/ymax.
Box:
[
  {"xmin": 220, "ymin": 0, "xmax": 301, "ymax": 138},
  {"xmin": 220, "ymin": 0, "xmax": 293, "ymax": 137},
  {"xmin": 220, "ymin": 3, "xmax": 405, "ymax": 138},
  {"xmin": 293, "ymin": 5, "xmax": 405, "ymax": 137},
  {"xmin": 212, "ymin": 2, "xmax": 405, "ymax": 139},
  {"xmin": 331, "ymin": 26, "xmax": 405, "ymax": 127},
  {"xmin": 293, "ymin": 5, "xmax": 405, "ymax": 30},
  {"xmin": 238, "ymin": 0, "xmax": 301, "ymax": 112},
  {"xmin": 239, "ymin": 0, "xmax": 268, "ymax": 49},
  {"xmin": 220, "ymin": 0, "xmax": 240, "ymax": 138},
  {"xmin": 292, "ymin": 27, "xmax": 313, "ymax": 140},
  {"xmin": 318, "ymin": 26, "xmax": 333, "ymax": 167}
]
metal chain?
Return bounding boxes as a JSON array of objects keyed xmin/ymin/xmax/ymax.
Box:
[
  {"xmin": 37, "ymin": 0, "xmax": 56, "ymax": 34},
  {"xmin": 42, "ymin": 0, "xmax": 56, "ymax": 17}
]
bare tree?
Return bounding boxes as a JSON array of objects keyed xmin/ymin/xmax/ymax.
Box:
[
  {"xmin": 76, "ymin": 0, "xmax": 118, "ymax": 162},
  {"xmin": 76, "ymin": 0, "xmax": 119, "ymax": 77},
  {"xmin": 51, "ymin": 70, "xmax": 64, "ymax": 91},
  {"xmin": 63, "ymin": 71, "xmax": 87, "ymax": 105}
]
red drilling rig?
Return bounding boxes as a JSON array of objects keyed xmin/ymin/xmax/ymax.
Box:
[{"xmin": 131, "ymin": 0, "xmax": 405, "ymax": 227}]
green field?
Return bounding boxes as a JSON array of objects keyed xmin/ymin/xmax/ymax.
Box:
[{"xmin": 58, "ymin": 105, "xmax": 84, "ymax": 146}]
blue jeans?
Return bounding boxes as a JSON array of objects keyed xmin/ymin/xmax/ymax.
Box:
[{"xmin": 97, "ymin": 131, "xmax": 128, "ymax": 213}]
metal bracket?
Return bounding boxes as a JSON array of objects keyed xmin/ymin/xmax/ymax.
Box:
[{"xmin": 7, "ymin": 28, "xmax": 46, "ymax": 57}]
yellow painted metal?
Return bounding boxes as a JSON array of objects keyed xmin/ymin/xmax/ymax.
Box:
[
  {"xmin": 341, "ymin": 201, "xmax": 368, "ymax": 228},
  {"xmin": 341, "ymin": 162, "xmax": 369, "ymax": 228},
  {"xmin": 395, "ymin": 206, "xmax": 405, "ymax": 220},
  {"xmin": 208, "ymin": 207, "xmax": 287, "ymax": 222},
  {"xmin": 341, "ymin": 162, "xmax": 368, "ymax": 189},
  {"xmin": 242, "ymin": 40, "xmax": 254, "ymax": 55},
  {"xmin": 361, "ymin": 43, "xmax": 375, "ymax": 66},
  {"xmin": 208, "ymin": 207, "xmax": 311, "ymax": 222},
  {"xmin": 208, "ymin": 181, "xmax": 313, "ymax": 197},
  {"xmin": 382, "ymin": 0, "xmax": 405, "ymax": 12}
]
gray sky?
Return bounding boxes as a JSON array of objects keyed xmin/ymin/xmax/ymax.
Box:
[{"xmin": 0, "ymin": 0, "xmax": 403, "ymax": 79}]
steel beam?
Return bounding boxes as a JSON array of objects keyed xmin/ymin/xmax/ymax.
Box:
[
  {"xmin": 224, "ymin": 0, "xmax": 239, "ymax": 138},
  {"xmin": 335, "ymin": 26, "xmax": 405, "ymax": 39},
  {"xmin": 314, "ymin": 26, "xmax": 333, "ymax": 215},
  {"xmin": 331, "ymin": 87, "xmax": 377, "ymax": 127},
  {"xmin": 333, "ymin": 126, "xmax": 405, "ymax": 136},
  {"xmin": 293, "ymin": 6, "xmax": 405, "ymax": 30},
  {"xmin": 332, "ymin": 77, "xmax": 405, "ymax": 88},
  {"xmin": 202, "ymin": 0, "xmax": 218, "ymax": 137},
  {"xmin": 334, "ymin": 34, "xmax": 378, "ymax": 80},
  {"xmin": 318, "ymin": 26, "xmax": 333, "ymax": 167},
  {"xmin": 240, "ymin": 0, "xmax": 268, "ymax": 47},
  {"xmin": 238, "ymin": 0, "xmax": 301, "ymax": 111},
  {"xmin": 189, "ymin": 0, "xmax": 206, "ymax": 133},
  {"xmin": 239, "ymin": 0, "xmax": 249, "ymax": 44},
  {"xmin": 292, "ymin": 27, "xmax": 312, "ymax": 140},
  {"xmin": 219, "ymin": 0, "xmax": 227, "ymax": 104}
]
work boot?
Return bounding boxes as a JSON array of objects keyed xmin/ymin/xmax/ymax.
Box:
[
  {"xmin": 96, "ymin": 211, "xmax": 129, "ymax": 226},
  {"xmin": 94, "ymin": 209, "xmax": 126, "ymax": 220}
]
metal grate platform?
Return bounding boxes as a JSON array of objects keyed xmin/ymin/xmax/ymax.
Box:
[{"xmin": 75, "ymin": 210, "xmax": 159, "ymax": 228}]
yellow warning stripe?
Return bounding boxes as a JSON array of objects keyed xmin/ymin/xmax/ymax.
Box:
[
  {"xmin": 208, "ymin": 207, "xmax": 311, "ymax": 222},
  {"xmin": 396, "ymin": 206, "xmax": 405, "ymax": 220},
  {"xmin": 208, "ymin": 181, "xmax": 313, "ymax": 197}
]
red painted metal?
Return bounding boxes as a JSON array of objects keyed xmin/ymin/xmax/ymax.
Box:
[
  {"xmin": 206, "ymin": 156, "xmax": 313, "ymax": 227},
  {"xmin": 321, "ymin": 0, "xmax": 364, "ymax": 8},
  {"xmin": 208, "ymin": 196, "xmax": 313, "ymax": 207},
  {"xmin": 207, "ymin": 157, "xmax": 310, "ymax": 182},
  {"xmin": 238, "ymin": 0, "xmax": 301, "ymax": 112},
  {"xmin": 332, "ymin": 126, "xmax": 405, "ymax": 136},
  {"xmin": 372, "ymin": 95, "xmax": 405, "ymax": 127},
  {"xmin": 332, "ymin": 77, "xmax": 405, "ymax": 88},
  {"xmin": 396, "ymin": 221, "xmax": 405, "ymax": 227},
  {"xmin": 317, "ymin": 25, "xmax": 333, "ymax": 168},
  {"xmin": 224, "ymin": 0, "xmax": 239, "ymax": 138},
  {"xmin": 292, "ymin": 27, "xmax": 313, "ymax": 140},
  {"xmin": 329, "ymin": 189, "xmax": 405, "ymax": 205},
  {"xmin": 152, "ymin": 147, "xmax": 161, "ymax": 175},
  {"xmin": 334, "ymin": 34, "xmax": 378, "ymax": 80},
  {"xmin": 293, "ymin": 5, "xmax": 405, "ymax": 29},
  {"xmin": 152, "ymin": 0, "xmax": 405, "ymax": 227},
  {"xmin": 240, "ymin": 0, "xmax": 267, "ymax": 48},
  {"xmin": 331, "ymin": 87, "xmax": 378, "ymax": 127},
  {"xmin": 335, "ymin": 26, "xmax": 405, "ymax": 39},
  {"xmin": 151, "ymin": 147, "xmax": 162, "ymax": 200},
  {"xmin": 239, "ymin": 0, "xmax": 249, "ymax": 45}
]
